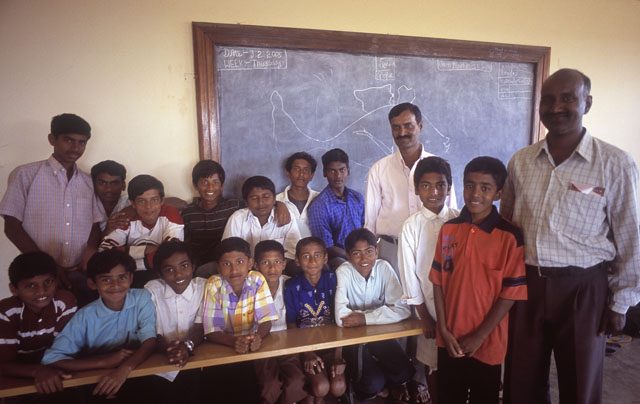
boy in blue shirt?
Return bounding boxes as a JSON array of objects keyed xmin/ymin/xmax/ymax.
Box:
[
  {"xmin": 42, "ymin": 249, "xmax": 157, "ymax": 401},
  {"xmin": 308, "ymin": 149, "xmax": 365, "ymax": 270}
]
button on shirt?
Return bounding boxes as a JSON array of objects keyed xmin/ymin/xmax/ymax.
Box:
[
  {"xmin": 0, "ymin": 156, "xmax": 106, "ymax": 267},
  {"xmin": 365, "ymin": 146, "xmax": 457, "ymax": 238},
  {"xmin": 397, "ymin": 205, "xmax": 460, "ymax": 319},
  {"xmin": 222, "ymin": 208, "xmax": 301, "ymax": 260},
  {"xmin": 334, "ymin": 259, "xmax": 410, "ymax": 327},
  {"xmin": 42, "ymin": 289, "xmax": 157, "ymax": 364},
  {"xmin": 308, "ymin": 186, "xmax": 364, "ymax": 249},
  {"xmin": 501, "ymin": 131, "xmax": 640, "ymax": 313},
  {"xmin": 276, "ymin": 186, "xmax": 319, "ymax": 238}
]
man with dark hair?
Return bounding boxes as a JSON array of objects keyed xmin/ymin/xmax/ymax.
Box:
[
  {"xmin": 364, "ymin": 103, "xmax": 456, "ymax": 273},
  {"xmin": 277, "ymin": 152, "xmax": 319, "ymax": 238},
  {"xmin": 502, "ymin": 68, "xmax": 640, "ymax": 404},
  {"xmin": 0, "ymin": 113, "xmax": 105, "ymax": 306},
  {"xmin": 91, "ymin": 160, "xmax": 129, "ymax": 233},
  {"xmin": 308, "ymin": 149, "xmax": 364, "ymax": 269}
]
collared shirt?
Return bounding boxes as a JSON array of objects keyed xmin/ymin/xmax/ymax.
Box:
[
  {"xmin": 334, "ymin": 259, "xmax": 410, "ymax": 327},
  {"xmin": 98, "ymin": 194, "xmax": 130, "ymax": 232},
  {"xmin": 364, "ymin": 146, "xmax": 457, "ymax": 238},
  {"xmin": 145, "ymin": 277, "xmax": 206, "ymax": 382},
  {"xmin": 0, "ymin": 156, "xmax": 106, "ymax": 267},
  {"xmin": 284, "ymin": 270, "xmax": 336, "ymax": 328},
  {"xmin": 429, "ymin": 206, "xmax": 527, "ymax": 365},
  {"xmin": 501, "ymin": 131, "xmax": 640, "ymax": 314},
  {"xmin": 276, "ymin": 186, "xmax": 319, "ymax": 238},
  {"xmin": 308, "ymin": 186, "xmax": 364, "ymax": 249},
  {"xmin": 181, "ymin": 198, "xmax": 243, "ymax": 266},
  {"xmin": 0, "ymin": 290, "xmax": 77, "ymax": 364},
  {"xmin": 397, "ymin": 205, "xmax": 460, "ymax": 318},
  {"xmin": 222, "ymin": 208, "xmax": 300, "ymax": 260},
  {"xmin": 41, "ymin": 289, "xmax": 157, "ymax": 364},
  {"xmin": 99, "ymin": 205, "xmax": 184, "ymax": 270},
  {"xmin": 271, "ymin": 275, "xmax": 289, "ymax": 332},
  {"xmin": 201, "ymin": 271, "xmax": 277, "ymax": 336}
]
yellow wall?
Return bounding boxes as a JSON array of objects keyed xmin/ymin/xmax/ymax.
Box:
[{"xmin": 1, "ymin": 0, "xmax": 639, "ymax": 297}]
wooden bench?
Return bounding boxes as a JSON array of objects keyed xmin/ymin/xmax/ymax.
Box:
[{"xmin": 0, "ymin": 318, "xmax": 422, "ymax": 398}]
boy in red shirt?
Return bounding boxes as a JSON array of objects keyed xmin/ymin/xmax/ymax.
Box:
[{"xmin": 429, "ymin": 156, "xmax": 527, "ymax": 404}]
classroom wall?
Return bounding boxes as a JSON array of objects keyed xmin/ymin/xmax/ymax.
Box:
[{"xmin": 1, "ymin": 0, "xmax": 639, "ymax": 298}]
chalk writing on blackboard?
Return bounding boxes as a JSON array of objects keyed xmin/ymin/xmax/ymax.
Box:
[
  {"xmin": 218, "ymin": 47, "xmax": 287, "ymax": 70},
  {"xmin": 375, "ymin": 57, "xmax": 396, "ymax": 81},
  {"xmin": 437, "ymin": 59, "xmax": 493, "ymax": 72},
  {"xmin": 498, "ymin": 63, "xmax": 533, "ymax": 99}
]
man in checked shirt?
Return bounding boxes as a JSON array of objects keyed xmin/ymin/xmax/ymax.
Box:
[{"xmin": 501, "ymin": 69, "xmax": 640, "ymax": 404}]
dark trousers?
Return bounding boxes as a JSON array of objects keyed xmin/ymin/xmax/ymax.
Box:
[
  {"xmin": 346, "ymin": 339, "xmax": 414, "ymax": 399},
  {"xmin": 437, "ymin": 348, "xmax": 501, "ymax": 404},
  {"xmin": 503, "ymin": 265, "xmax": 608, "ymax": 404}
]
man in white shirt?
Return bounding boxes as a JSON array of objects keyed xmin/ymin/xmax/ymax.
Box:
[{"xmin": 365, "ymin": 103, "xmax": 456, "ymax": 272}]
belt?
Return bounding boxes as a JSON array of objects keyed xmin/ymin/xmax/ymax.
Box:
[
  {"xmin": 525, "ymin": 262, "xmax": 608, "ymax": 278},
  {"xmin": 378, "ymin": 235, "xmax": 398, "ymax": 245}
]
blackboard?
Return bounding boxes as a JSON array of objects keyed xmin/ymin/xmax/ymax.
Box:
[{"xmin": 193, "ymin": 24, "xmax": 550, "ymax": 206}]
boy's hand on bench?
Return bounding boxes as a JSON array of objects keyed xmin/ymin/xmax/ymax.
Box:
[
  {"xmin": 166, "ymin": 340, "xmax": 189, "ymax": 368},
  {"xmin": 234, "ymin": 335, "xmax": 252, "ymax": 354},
  {"xmin": 93, "ymin": 366, "xmax": 130, "ymax": 397},
  {"xmin": 340, "ymin": 313, "xmax": 366, "ymax": 327},
  {"xmin": 249, "ymin": 333, "xmax": 262, "ymax": 352},
  {"xmin": 33, "ymin": 365, "xmax": 71, "ymax": 394}
]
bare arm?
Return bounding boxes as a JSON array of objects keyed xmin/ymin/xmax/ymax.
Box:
[
  {"xmin": 433, "ymin": 284, "xmax": 463, "ymax": 358},
  {"xmin": 458, "ymin": 298, "xmax": 515, "ymax": 357},
  {"xmin": 3, "ymin": 215, "xmax": 40, "ymax": 253},
  {"xmin": 0, "ymin": 362, "xmax": 70, "ymax": 394},
  {"xmin": 414, "ymin": 303, "xmax": 436, "ymax": 339}
]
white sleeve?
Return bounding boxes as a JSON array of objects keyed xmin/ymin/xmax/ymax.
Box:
[
  {"xmin": 397, "ymin": 220, "xmax": 424, "ymax": 306},
  {"xmin": 364, "ymin": 165, "xmax": 381, "ymax": 235},
  {"xmin": 334, "ymin": 266, "xmax": 353, "ymax": 327},
  {"xmin": 363, "ymin": 262, "xmax": 411, "ymax": 325}
]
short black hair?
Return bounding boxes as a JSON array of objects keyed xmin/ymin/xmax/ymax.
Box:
[
  {"xmin": 285, "ymin": 152, "xmax": 317, "ymax": 173},
  {"xmin": 8, "ymin": 252, "xmax": 57, "ymax": 287},
  {"xmin": 127, "ymin": 174, "xmax": 165, "ymax": 201},
  {"xmin": 153, "ymin": 240, "xmax": 193, "ymax": 272},
  {"xmin": 463, "ymin": 156, "xmax": 508, "ymax": 190},
  {"xmin": 413, "ymin": 157, "xmax": 452, "ymax": 190},
  {"xmin": 192, "ymin": 160, "xmax": 226, "ymax": 186},
  {"xmin": 295, "ymin": 237, "xmax": 326, "ymax": 257},
  {"xmin": 91, "ymin": 160, "xmax": 127, "ymax": 183},
  {"xmin": 216, "ymin": 237, "xmax": 251, "ymax": 261},
  {"xmin": 321, "ymin": 148, "xmax": 349, "ymax": 171},
  {"xmin": 254, "ymin": 240, "xmax": 285, "ymax": 262},
  {"xmin": 86, "ymin": 250, "xmax": 136, "ymax": 280},
  {"xmin": 550, "ymin": 68, "xmax": 591, "ymax": 95},
  {"xmin": 344, "ymin": 228, "xmax": 377, "ymax": 253},
  {"xmin": 388, "ymin": 103, "xmax": 422, "ymax": 124},
  {"xmin": 241, "ymin": 176, "xmax": 276, "ymax": 201},
  {"xmin": 50, "ymin": 113, "xmax": 91, "ymax": 138}
]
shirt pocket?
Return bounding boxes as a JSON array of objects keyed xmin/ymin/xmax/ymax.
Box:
[{"xmin": 553, "ymin": 187, "xmax": 606, "ymax": 240}]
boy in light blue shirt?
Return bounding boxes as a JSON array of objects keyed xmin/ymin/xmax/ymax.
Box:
[{"xmin": 42, "ymin": 249, "xmax": 157, "ymax": 401}]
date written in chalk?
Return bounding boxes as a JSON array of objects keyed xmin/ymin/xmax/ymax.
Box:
[{"xmin": 218, "ymin": 47, "xmax": 288, "ymax": 70}]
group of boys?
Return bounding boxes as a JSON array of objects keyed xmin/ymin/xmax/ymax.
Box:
[{"xmin": 1, "ymin": 68, "xmax": 638, "ymax": 404}]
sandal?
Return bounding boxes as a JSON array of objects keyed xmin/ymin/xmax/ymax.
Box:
[{"xmin": 407, "ymin": 380, "xmax": 431, "ymax": 404}]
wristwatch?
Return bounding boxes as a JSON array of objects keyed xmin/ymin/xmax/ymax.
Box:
[{"xmin": 183, "ymin": 339, "xmax": 195, "ymax": 355}]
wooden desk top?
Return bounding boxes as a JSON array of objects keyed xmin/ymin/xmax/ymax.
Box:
[{"xmin": 0, "ymin": 319, "xmax": 422, "ymax": 398}]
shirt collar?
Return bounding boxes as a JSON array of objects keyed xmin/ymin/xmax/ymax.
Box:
[
  {"xmin": 47, "ymin": 155, "xmax": 77, "ymax": 176},
  {"xmin": 95, "ymin": 289, "xmax": 136, "ymax": 315},
  {"xmin": 458, "ymin": 205, "xmax": 501, "ymax": 233},
  {"xmin": 395, "ymin": 144, "xmax": 426, "ymax": 169},
  {"xmin": 162, "ymin": 279, "xmax": 195, "ymax": 300},
  {"xmin": 419, "ymin": 204, "xmax": 451, "ymax": 220},
  {"xmin": 299, "ymin": 270, "xmax": 329, "ymax": 291},
  {"xmin": 324, "ymin": 185, "xmax": 351, "ymax": 202},
  {"xmin": 538, "ymin": 129, "xmax": 593, "ymax": 163},
  {"xmin": 219, "ymin": 273, "xmax": 252, "ymax": 298},
  {"xmin": 248, "ymin": 208, "xmax": 275, "ymax": 224}
]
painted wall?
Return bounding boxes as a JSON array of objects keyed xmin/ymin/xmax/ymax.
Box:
[{"xmin": 1, "ymin": 0, "xmax": 639, "ymax": 298}]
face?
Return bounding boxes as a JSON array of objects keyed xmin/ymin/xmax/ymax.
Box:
[
  {"xmin": 196, "ymin": 174, "xmax": 224, "ymax": 206},
  {"xmin": 390, "ymin": 110, "xmax": 423, "ymax": 151},
  {"xmin": 324, "ymin": 161, "xmax": 349, "ymax": 192},
  {"xmin": 159, "ymin": 251, "xmax": 194, "ymax": 295},
  {"xmin": 218, "ymin": 251, "xmax": 253, "ymax": 295},
  {"xmin": 286, "ymin": 159, "xmax": 315, "ymax": 189},
  {"xmin": 463, "ymin": 172, "xmax": 501, "ymax": 224},
  {"xmin": 94, "ymin": 173, "xmax": 126, "ymax": 206},
  {"xmin": 131, "ymin": 189, "xmax": 163, "ymax": 227},
  {"xmin": 10, "ymin": 274, "xmax": 57, "ymax": 313},
  {"xmin": 256, "ymin": 251, "xmax": 285, "ymax": 285},
  {"xmin": 539, "ymin": 70, "xmax": 592, "ymax": 137},
  {"xmin": 88, "ymin": 264, "xmax": 133, "ymax": 311},
  {"xmin": 347, "ymin": 240, "xmax": 378, "ymax": 278},
  {"xmin": 246, "ymin": 187, "xmax": 275, "ymax": 220},
  {"xmin": 48, "ymin": 133, "xmax": 88, "ymax": 167},
  {"xmin": 295, "ymin": 242, "xmax": 328, "ymax": 279},
  {"xmin": 416, "ymin": 172, "xmax": 450, "ymax": 214}
]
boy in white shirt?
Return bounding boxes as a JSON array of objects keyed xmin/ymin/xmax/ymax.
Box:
[
  {"xmin": 145, "ymin": 240, "xmax": 205, "ymax": 404},
  {"xmin": 335, "ymin": 228, "xmax": 428, "ymax": 403},
  {"xmin": 398, "ymin": 157, "xmax": 459, "ymax": 403}
]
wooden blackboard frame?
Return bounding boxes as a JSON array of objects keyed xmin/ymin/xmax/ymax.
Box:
[{"xmin": 192, "ymin": 22, "xmax": 550, "ymax": 161}]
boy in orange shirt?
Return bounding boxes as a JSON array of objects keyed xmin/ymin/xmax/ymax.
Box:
[{"xmin": 429, "ymin": 157, "xmax": 527, "ymax": 404}]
